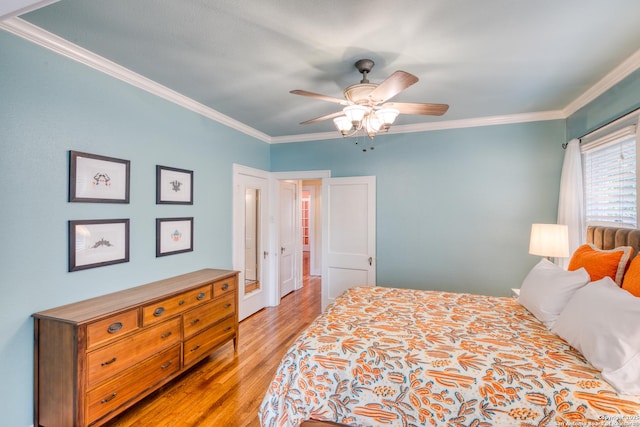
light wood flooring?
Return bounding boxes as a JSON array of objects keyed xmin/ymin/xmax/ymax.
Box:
[{"xmin": 104, "ymin": 257, "xmax": 320, "ymax": 427}]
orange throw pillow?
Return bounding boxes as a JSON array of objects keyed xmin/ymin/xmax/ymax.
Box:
[
  {"xmin": 568, "ymin": 244, "xmax": 632, "ymax": 286},
  {"xmin": 622, "ymin": 255, "xmax": 640, "ymax": 297}
]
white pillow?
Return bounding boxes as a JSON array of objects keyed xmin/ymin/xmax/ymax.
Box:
[
  {"xmin": 518, "ymin": 258, "xmax": 590, "ymax": 328},
  {"xmin": 551, "ymin": 277, "xmax": 640, "ymax": 395}
]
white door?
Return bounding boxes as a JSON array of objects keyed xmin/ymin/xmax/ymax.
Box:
[
  {"xmin": 279, "ymin": 180, "xmax": 297, "ymax": 297},
  {"xmin": 233, "ymin": 165, "xmax": 269, "ymax": 321},
  {"xmin": 322, "ymin": 176, "xmax": 376, "ymax": 310}
]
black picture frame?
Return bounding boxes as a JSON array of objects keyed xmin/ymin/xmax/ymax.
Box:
[
  {"xmin": 69, "ymin": 219, "xmax": 130, "ymax": 271},
  {"xmin": 69, "ymin": 151, "xmax": 130, "ymax": 203},
  {"xmin": 156, "ymin": 165, "xmax": 193, "ymax": 204},
  {"xmin": 156, "ymin": 217, "xmax": 194, "ymax": 257}
]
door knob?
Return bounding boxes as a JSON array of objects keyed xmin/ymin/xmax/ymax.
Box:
[
  {"xmin": 368, "ymin": 256, "xmax": 373, "ymax": 266},
  {"xmin": 281, "ymin": 247, "xmax": 285, "ymax": 254}
]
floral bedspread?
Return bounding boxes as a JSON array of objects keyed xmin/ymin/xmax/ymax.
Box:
[{"xmin": 259, "ymin": 286, "xmax": 640, "ymax": 427}]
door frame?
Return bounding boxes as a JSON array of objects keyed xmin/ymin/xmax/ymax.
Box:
[{"xmin": 268, "ymin": 170, "xmax": 331, "ymax": 306}]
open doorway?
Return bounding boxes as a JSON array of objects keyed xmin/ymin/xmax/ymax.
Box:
[
  {"xmin": 277, "ymin": 174, "xmax": 376, "ymax": 310},
  {"xmin": 272, "ymin": 170, "xmax": 330, "ymax": 304},
  {"xmin": 235, "ymin": 168, "xmax": 374, "ymax": 314}
]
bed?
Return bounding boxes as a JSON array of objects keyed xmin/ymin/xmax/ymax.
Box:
[{"xmin": 259, "ymin": 226, "xmax": 640, "ymax": 427}]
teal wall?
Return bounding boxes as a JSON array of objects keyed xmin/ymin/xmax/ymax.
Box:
[
  {"xmin": 271, "ymin": 121, "xmax": 566, "ymax": 295},
  {"xmin": 567, "ymin": 68, "xmax": 640, "ymax": 140},
  {"xmin": 0, "ymin": 31, "xmax": 269, "ymax": 427}
]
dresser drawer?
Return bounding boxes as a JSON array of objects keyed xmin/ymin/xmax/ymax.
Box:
[
  {"xmin": 86, "ymin": 345, "xmax": 180, "ymax": 425},
  {"xmin": 183, "ymin": 316, "xmax": 235, "ymax": 366},
  {"xmin": 87, "ymin": 317, "xmax": 181, "ymax": 388},
  {"xmin": 142, "ymin": 284, "xmax": 212, "ymax": 326},
  {"xmin": 213, "ymin": 277, "xmax": 236, "ymax": 297},
  {"xmin": 87, "ymin": 309, "xmax": 139, "ymax": 350},
  {"xmin": 183, "ymin": 293, "xmax": 235, "ymax": 339}
]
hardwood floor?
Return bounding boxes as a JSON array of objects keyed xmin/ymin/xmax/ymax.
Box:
[{"xmin": 104, "ymin": 265, "xmax": 321, "ymax": 427}]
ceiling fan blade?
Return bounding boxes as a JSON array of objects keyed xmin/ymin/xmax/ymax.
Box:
[
  {"xmin": 300, "ymin": 111, "xmax": 345, "ymax": 125},
  {"xmin": 368, "ymin": 71, "xmax": 419, "ymax": 103},
  {"xmin": 383, "ymin": 102, "xmax": 449, "ymax": 116},
  {"xmin": 290, "ymin": 90, "xmax": 348, "ymax": 105}
]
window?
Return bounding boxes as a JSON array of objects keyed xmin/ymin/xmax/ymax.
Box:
[{"xmin": 582, "ymin": 125, "xmax": 638, "ymax": 227}]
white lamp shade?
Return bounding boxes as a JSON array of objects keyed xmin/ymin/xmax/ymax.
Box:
[
  {"xmin": 343, "ymin": 105, "xmax": 368, "ymax": 124},
  {"xmin": 529, "ymin": 223, "xmax": 570, "ymax": 258},
  {"xmin": 365, "ymin": 114, "xmax": 382, "ymax": 134},
  {"xmin": 333, "ymin": 116, "xmax": 352, "ymax": 133},
  {"xmin": 376, "ymin": 108, "xmax": 399, "ymax": 126}
]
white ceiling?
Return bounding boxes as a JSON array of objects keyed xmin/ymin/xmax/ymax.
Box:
[{"xmin": 4, "ymin": 0, "xmax": 640, "ymax": 142}]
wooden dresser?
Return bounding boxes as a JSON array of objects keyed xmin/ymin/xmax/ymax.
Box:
[{"xmin": 33, "ymin": 268, "xmax": 238, "ymax": 427}]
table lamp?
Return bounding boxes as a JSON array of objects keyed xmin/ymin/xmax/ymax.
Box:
[{"xmin": 529, "ymin": 223, "xmax": 570, "ymax": 260}]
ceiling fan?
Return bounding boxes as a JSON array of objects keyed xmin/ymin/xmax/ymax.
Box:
[{"xmin": 291, "ymin": 59, "xmax": 449, "ymax": 149}]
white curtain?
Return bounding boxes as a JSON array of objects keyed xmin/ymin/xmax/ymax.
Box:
[{"xmin": 557, "ymin": 139, "xmax": 584, "ymax": 268}]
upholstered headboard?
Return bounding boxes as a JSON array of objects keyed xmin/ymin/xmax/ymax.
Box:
[{"xmin": 586, "ymin": 226, "xmax": 640, "ymax": 256}]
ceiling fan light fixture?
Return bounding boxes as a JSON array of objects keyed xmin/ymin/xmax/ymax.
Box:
[
  {"xmin": 291, "ymin": 58, "xmax": 449, "ymax": 151},
  {"xmin": 343, "ymin": 105, "xmax": 368, "ymax": 127},
  {"xmin": 333, "ymin": 116, "xmax": 353, "ymax": 136}
]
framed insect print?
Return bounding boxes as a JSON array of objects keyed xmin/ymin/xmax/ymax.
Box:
[
  {"xmin": 156, "ymin": 165, "xmax": 193, "ymax": 204},
  {"xmin": 156, "ymin": 217, "xmax": 194, "ymax": 257},
  {"xmin": 69, "ymin": 219, "xmax": 130, "ymax": 271},
  {"xmin": 69, "ymin": 151, "xmax": 130, "ymax": 203}
]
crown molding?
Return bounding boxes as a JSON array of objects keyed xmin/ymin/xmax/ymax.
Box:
[
  {"xmin": 563, "ymin": 47, "xmax": 640, "ymax": 116},
  {"xmin": 270, "ymin": 110, "xmax": 566, "ymax": 144},
  {"xmin": 271, "ymin": 131, "xmax": 342, "ymax": 144},
  {"xmin": 2, "ymin": 16, "xmax": 638, "ymax": 144},
  {"xmin": 0, "ymin": 17, "xmax": 272, "ymax": 143},
  {"xmin": 389, "ymin": 110, "xmax": 566, "ymax": 133}
]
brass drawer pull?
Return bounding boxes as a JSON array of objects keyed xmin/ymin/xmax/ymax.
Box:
[
  {"xmin": 191, "ymin": 318, "xmax": 200, "ymax": 326},
  {"xmin": 107, "ymin": 322, "xmax": 123, "ymax": 334},
  {"xmin": 222, "ymin": 283, "xmax": 229, "ymax": 291},
  {"xmin": 190, "ymin": 344, "xmax": 201, "ymax": 352},
  {"xmin": 101, "ymin": 357, "xmax": 117, "ymax": 367},
  {"xmin": 153, "ymin": 307, "xmax": 165, "ymax": 317},
  {"xmin": 179, "ymin": 300, "xmax": 185, "ymax": 306},
  {"xmin": 224, "ymin": 326, "xmax": 232, "ymax": 332},
  {"xmin": 224, "ymin": 303, "xmax": 232, "ymax": 309},
  {"xmin": 101, "ymin": 392, "xmax": 117, "ymax": 404},
  {"xmin": 196, "ymin": 292, "xmax": 206, "ymax": 300},
  {"xmin": 161, "ymin": 361, "xmax": 173, "ymax": 370},
  {"xmin": 161, "ymin": 331, "xmax": 172, "ymax": 339}
]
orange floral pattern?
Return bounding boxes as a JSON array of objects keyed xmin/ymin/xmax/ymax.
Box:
[{"xmin": 259, "ymin": 287, "xmax": 640, "ymax": 427}]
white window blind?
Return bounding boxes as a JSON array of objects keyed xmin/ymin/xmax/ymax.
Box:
[{"xmin": 581, "ymin": 126, "xmax": 637, "ymax": 227}]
